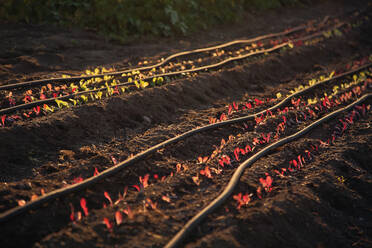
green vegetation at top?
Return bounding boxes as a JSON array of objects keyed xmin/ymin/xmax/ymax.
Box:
[{"xmin": 0, "ymin": 0, "xmax": 299, "ymax": 40}]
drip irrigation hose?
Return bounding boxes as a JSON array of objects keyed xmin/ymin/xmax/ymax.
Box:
[
  {"xmin": 0, "ymin": 23, "xmax": 350, "ymax": 116},
  {"xmin": 0, "ymin": 63, "xmax": 369, "ymax": 223},
  {"xmin": 0, "ymin": 24, "xmax": 307, "ymax": 91},
  {"xmin": 164, "ymin": 93, "xmax": 372, "ymax": 248}
]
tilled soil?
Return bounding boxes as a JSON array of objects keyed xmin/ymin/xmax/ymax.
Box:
[{"xmin": 1, "ymin": 0, "xmax": 372, "ymax": 247}]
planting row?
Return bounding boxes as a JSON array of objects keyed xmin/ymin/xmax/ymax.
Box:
[{"xmin": 0, "ymin": 11, "xmax": 370, "ymax": 127}]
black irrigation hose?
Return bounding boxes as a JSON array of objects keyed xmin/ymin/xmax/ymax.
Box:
[
  {"xmin": 0, "ymin": 63, "xmax": 369, "ymax": 223},
  {"xmin": 0, "ymin": 23, "xmax": 348, "ymax": 116},
  {"xmin": 164, "ymin": 93, "xmax": 372, "ymax": 248},
  {"xmin": 0, "ymin": 25, "xmax": 307, "ymax": 91}
]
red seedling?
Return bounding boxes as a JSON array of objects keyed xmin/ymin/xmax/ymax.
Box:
[
  {"xmin": 234, "ymin": 147, "xmax": 240, "ymax": 161},
  {"xmin": 31, "ymin": 194, "xmax": 38, "ymax": 201},
  {"xmin": 245, "ymin": 102, "xmax": 252, "ymax": 109},
  {"xmin": 209, "ymin": 117, "xmax": 217, "ymax": 124},
  {"xmin": 162, "ymin": 195, "xmax": 171, "ymax": 203},
  {"xmin": 69, "ymin": 203, "xmax": 75, "ymax": 222},
  {"xmin": 259, "ymin": 175, "xmax": 273, "ymax": 192},
  {"xmin": 103, "ymin": 217, "xmax": 113, "ymax": 232},
  {"xmin": 80, "ymin": 198, "xmax": 89, "ymax": 216},
  {"xmin": 1, "ymin": 115, "xmax": 6, "ymax": 126},
  {"xmin": 146, "ymin": 198, "xmax": 158, "ymax": 210},
  {"xmin": 222, "ymin": 155, "xmax": 231, "ymax": 165},
  {"xmin": 111, "ymin": 156, "xmax": 118, "ymax": 165},
  {"xmin": 18, "ymin": 199, "xmax": 26, "ymax": 206},
  {"xmin": 255, "ymin": 98, "xmax": 263, "ymax": 106},
  {"xmin": 153, "ymin": 174, "xmax": 159, "ymax": 180},
  {"xmin": 192, "ymin": 175, "xmax": 201, "ymax": 185},
  {"xmin": 72, "ymin": 176, "xmax": 83, "ymax": 184},
  {"xmin": 93, "ymin": 167, "xmax": 99, "ymax": 176},
  {"xmin": 261, "ymin": 133, "xmax": 271, "ymax": 143},
  {"xmin": 219, "ymin": 113, "xmax": 227, "ymax": 121},
  {"xmin": 33, "ymin": 106, "xmax": 41, "ymax": 115},
  {"xmin": 200, "ymin": 166, "xmax": 213, "ymax": 179},
  {"xmin": 219, "ymin": 158, "xmax": 225, "ymax": 168},
  {"xmin": 197, "ymin": 156, "xmax": 208, "ymax": 164},
  {"xmin": 139, "ymin": 174, "xmax": 149, "ymax": 188},
  {"xmin": 115, "ymin": 211, "xmax": 123, "ymax": 225},
  {"xmin": 233, "ymin": 193, "xmax": 250, "ymax": 209},
  {"xmin": 104, "ymin": 191, "xmax": 113, "ymax": 206},
  {"xmin": 255, "ymin": 114, "xmax": 264, "ymax": 125}
]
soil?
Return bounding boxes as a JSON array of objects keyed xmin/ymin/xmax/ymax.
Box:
[{"xmin": 0, "ymin": 0, "xmax": 372, "ymax": 247}]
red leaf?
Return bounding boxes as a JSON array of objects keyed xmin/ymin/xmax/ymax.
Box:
[
  {"xmin": 69, "ymin": 203, "xmax": 75, "ymax": 222},
  {"xmin": 103, "ymin": 217, "xmax": 113, "ymax": 232},
  {"xmin": 1, "ymin": 115, "xmax": 6, "ymax": 126},
  {"xmin": 219, "ymin": 113, "xmax": 227, "ymax": 121},
  {"xmin": 228, "ymin": 105, "xmax": 233, "ymax": 115},
  {"xmin": 257, "ymin": 187, "xmax": 262, "ymax": 199},
  {"xmin": 255, "ymin": 98, "xmax": 263, "ymax": 106},
  {"xmin": 104, "ymin": 191, "xmax": 113, "ymax": 206},
  {"xmin": 218, "ymin": 159, "xmax": 225, "ymax": 168},
  {"xmin": 132, "ymin": 185, "xmax": 141, "ymax": 192},
  {"xmin": 115, "ymin": 211, "xmax": 123, "ymax": 225},
  {"xmin": 192, "ymin": 175, "xmax": 201, "ymax": 185},
  {"xmin": 146, "ymin": 198, "xmax": 157, "ymax": 210},
  {"xmin": 162, "ymin": 195, "xmax": 171, "ymax": 203},
  {"xmin": 80, "ymin": 198, "xmax": 89, "ymax": 216},
  {"xmin": 233, "ymin": 102, "xmax": 239, "ymax": 111},
  {"xmin": 234, "ymin": 147, "xmax": 240, "ymax": 161}
]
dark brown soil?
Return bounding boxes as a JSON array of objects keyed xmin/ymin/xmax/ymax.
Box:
[{"xmin": 0, "ymin": 0, "xmax": 372, "ymax": 247}]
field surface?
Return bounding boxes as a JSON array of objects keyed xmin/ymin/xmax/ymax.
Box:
[{"xmin": 0, "ymin": 0, "xmax": 372, "ymax": 247}]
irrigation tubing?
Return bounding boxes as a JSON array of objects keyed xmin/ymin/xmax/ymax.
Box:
[
  {"xmin": 164, "ymin": 93, "xmax": 372, "ymax": 248},
  {"xmin": 0, "ymin": 25, "xmax": 308, "ymax": 91},
  {"xmin": 0, "ymin": 23, "xmax": 349, "ymax": 116},
  {"xmin": 0, "ymin": 64, "xmax": 369, "ymax": 223}
]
